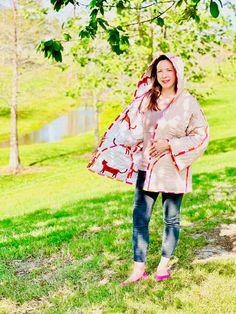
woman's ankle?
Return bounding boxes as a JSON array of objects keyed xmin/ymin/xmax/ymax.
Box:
[
  {"xmin": 157, "ymin": 256, "xmax": 170, "ymax": 271},
  {"xmin": 157, "ymin": 266, "xmax": 169, "ymax": 272},
  {"xmin": 133, "ymin": 261, "xmax": 145, "ymax": 273}
]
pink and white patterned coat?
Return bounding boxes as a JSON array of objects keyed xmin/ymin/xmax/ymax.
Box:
[{"xmin": 87, "ymin": 53, "xmax": 209, "ymax": 194}]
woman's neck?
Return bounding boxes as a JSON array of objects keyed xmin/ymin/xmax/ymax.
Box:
[
  {"xmin": 160, "ymin": 93, "xmax": 175, "ymax": 100},
  {"xmin": 161, "ymin": 89, "xmax": 176, "ymax": 99}
]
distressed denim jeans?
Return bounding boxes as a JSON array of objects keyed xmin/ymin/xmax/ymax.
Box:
[{"xmin": 132, "ymin": 170, "xmax": 183, "ymax": 262}]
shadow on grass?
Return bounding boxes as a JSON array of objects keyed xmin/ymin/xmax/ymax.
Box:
[
  {"xmin": 29, "ymin": 149, "xmax": 81, "ymax": 166},
  {"xmin": 28, "ymin": 141, "xmax": 93, "ymax": 166},
  {"xmin": 28, "ymin": 135, "xmax": 236, "ymax": 167},
  {"xmin": 0, "ymin": 167, "xmax": 235, "ymax": 310},
  {"xmin": 205, "ymin": 136, "xmax": 236, "ymax": 155}
]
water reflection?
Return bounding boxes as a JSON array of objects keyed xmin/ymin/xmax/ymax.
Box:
[{"xmin": 0, "ymin": 106, "xmax": 95, "ymax": 147}]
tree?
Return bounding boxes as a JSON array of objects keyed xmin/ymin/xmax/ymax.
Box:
[
  {"xmin": 64, "ymin": 34, "xmax": 125, "ymax": 149},
  {"xmin": 37, "ymin": 0, "xmax": 236, "ymax": 61},
  {"xmin": 0, "ymin": 0, "xmax": 56, "ymax": 172},
  {"xmin": 37, "ymin": 0, "xmax": 235, "ymax": 149},
  {"xmin": 10, "ymin": 0, "xmax": 20, "ymax": 173},
  {"xmin": 115, "ymin": 0, "xmax": 235, "ymax": 97}
]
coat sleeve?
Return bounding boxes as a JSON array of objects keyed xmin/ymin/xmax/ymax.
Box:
[{"xmin": 167, "ymin": 98, "xmax": 209, "ymax": 172}]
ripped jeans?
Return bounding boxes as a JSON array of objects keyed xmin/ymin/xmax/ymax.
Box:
[{"xmin": 132, "ymin": 170, "xmax": 183, "ymax": 262}]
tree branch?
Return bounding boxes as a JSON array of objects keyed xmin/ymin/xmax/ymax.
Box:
[
  {"xmin": 76, "ymin": 0, "xmax": 177, "ymax": 10},
  {"xmin": 123, "ymin": 1, "xmax": 176, "ymax": 27},
  {"xmin": 94, "ymin": 1, "xmax": 176, "ymax": 35}
]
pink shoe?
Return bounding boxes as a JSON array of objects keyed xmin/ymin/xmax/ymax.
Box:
[
  {"xmin": 120, "ymin": 271, "xmax": 148, "ymax": 286},
  {"xmin": 155, "ymin": 271, "xmax": 171, "ymax": 281}
]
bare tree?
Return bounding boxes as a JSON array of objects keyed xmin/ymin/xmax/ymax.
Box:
[{"xmin": 9, "ymin": 0, "xmax": 21, "ymax": 173}]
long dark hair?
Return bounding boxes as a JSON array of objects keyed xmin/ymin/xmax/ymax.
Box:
[{"xmin": 139, "ymin": 55, "xmax": 177, "ymax": 112}]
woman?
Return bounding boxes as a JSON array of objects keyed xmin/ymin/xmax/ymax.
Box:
[{"xmin": 87, "ymin": 53, "xmax": 209, "ymax": 285}]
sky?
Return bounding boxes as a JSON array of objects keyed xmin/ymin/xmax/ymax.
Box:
[
  {"xmin": 0, "ymin": 0, "xmax": 75, "ymax": 22},
  {"xmin": 0, "ymin": 0, "xmax": 235, "ymax": 29}
]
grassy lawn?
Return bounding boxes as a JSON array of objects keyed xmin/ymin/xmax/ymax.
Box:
[
  {"xmin": 0, "ymin": 70, "xmax": 235, "ymax": 312},
  {"xmin": 0, "ymin": 166, "xmax": 235, "ymax": 313}
]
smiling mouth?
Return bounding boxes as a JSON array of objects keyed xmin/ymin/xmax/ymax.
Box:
[{"xmin": 162, "ymin": 80, "xmax": 170, "ymax": 83}]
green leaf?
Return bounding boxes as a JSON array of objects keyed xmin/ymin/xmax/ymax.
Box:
[
  {"xmin": 44, "ymin": 39, "xmax": 53, "ymax": 46},
  {"xmin": 107, "ymin": 27, "xmax": 128, "ymax": 55},
  {"xmin": 117, "ymin": 25, "xmax": 124, "ymax": 31},
  {"xmin": 107, "ymin": 28, "xmax": 119, "ymax": 43},
  {"xmin": 63, "ymin": 33, "xmax": 72, "ymax": 41},
  {"xmin": 90, "ymin": 8, "xmax": 98, "ymax": 18},
  {"xmin": 36, "ymin": 41, "xmax": 45, "ymax": 52},
  {"xmin": 156, "ymin": 17, "xmax": 164, "ymax": 27},
  {"xmin": 90, "ymin": 0, "xmax": 97, "ymax": 9},
  {"xmin": 116, "ymin": 0, "xmax": 125, "ymax": 14},
  {"xmin": 53, "ymin": 51, "xmax": 63, "ymax": 62},
  {"xmin": 79, "ymin": 30, "xmax": 90, "ymax": 39},
  {"xmin": 37, "ymin": 38, "xmax": 63, "ymax": 62},
  {"xmin": 45, "ymin": 50, "xmax": 52, "ymax": 58},
  {"xmin": 51, "ymin": 0, "xmax": 59, "ymax": 11},
  {"xmin": 210, "ymin": 1, "xmax": 220, "ymax": 18},
  {"xmin": 100, "ymin": 6, "xmax": 104, "ymax": 15},
  {"xmin": 50, "ymin": 0, "xmax": 74, "ymax": 12},
  {"xmin": 53, "ymin": 41, "xmax": 62, "ymax": 51},
  {"xmin": 40, "ymin": 8, "xmax": 49, "ymax": 14},
  {"xmin": 175, "ymin": 0, "xmax": 183, "ymax": 7},
  {"xmin": 159, "ymin": 41, "xmax": 170, "ymax": 52},
  {"xmin": 191, "ymin": 0, "xmax": 200, "ymax": 4},
  {"xmin": 194, "ymin": 14, "xmax": 200, "ymax": 23},
  {"xmin": 97, "ymin": 18, "xmax": 109, "ymax": 30},
  {"xmin": 120, "ymin": 35, "xmax": 129, "ymax": 45}
]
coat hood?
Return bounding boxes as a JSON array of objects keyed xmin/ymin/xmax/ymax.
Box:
[{"xmin": 134, "ymin": 53, "xmax": 185, "ymax": 102}]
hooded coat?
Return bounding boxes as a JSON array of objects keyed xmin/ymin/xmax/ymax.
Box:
[{"xmin": 87, "ymin": 53, "xmax": 209, "ymax": 194}]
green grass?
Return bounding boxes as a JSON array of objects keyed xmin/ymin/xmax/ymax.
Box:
[
  {"xmin": 0, "ymin": 65, "xmax": 235, "ymax": 312},
  {"xmin": 0, "ymin": 167, "xmax": 235, "ymax": 312}
]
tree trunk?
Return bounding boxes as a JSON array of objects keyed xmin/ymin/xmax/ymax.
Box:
[
  {"xmin": 136, "ymin": 4, "xmax": 143, "ymax": 38},
  {"xmin": 93, "ymin": 92, "xmax": 99, "ymax": 150},
  {"xmin": 148, "ymin": 25, "xmax": 154, "ymax": 63},
  {"xmin": 73, "ymin": 0, "xmax": 76, "ymax": 17},
  {"xmin": 9, "ymin": 0, "xmax": 21, "ymax": 173},
  {"xmin": 163, "ymin": 25, "xmax": 167, "ymax": 39}
]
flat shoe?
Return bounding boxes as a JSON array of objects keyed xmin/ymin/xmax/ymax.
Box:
[
  {"xmin": 120, "ymin": 271, "xmax": 148, "ymax": 286},
  {"xmin": 155, "ymin": 271, "xmax": 171, "ymax": 281}
]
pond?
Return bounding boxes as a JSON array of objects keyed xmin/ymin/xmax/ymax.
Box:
[{"xmin": 0, "ymin": 106, "xmax": 95, "ymax": 147}]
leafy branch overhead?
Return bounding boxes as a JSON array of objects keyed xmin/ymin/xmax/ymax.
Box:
[
  {"xmin": 38, "ymin": 0, "xmax": 225, "ymax": 61},
  {"xmin": 37, "ymin": 39, "xmax": 63, "ymax": 62}
]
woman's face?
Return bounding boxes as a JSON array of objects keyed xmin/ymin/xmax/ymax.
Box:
[{"xmin": 156, "ymin": 59, "xmax": 177, "ymax": 91}]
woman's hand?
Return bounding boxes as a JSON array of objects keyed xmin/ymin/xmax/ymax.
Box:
[{"xmin": 149, "ymin": 139, "xmax": 170, "ymax": 158}]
